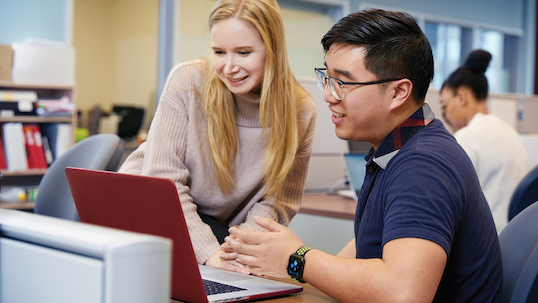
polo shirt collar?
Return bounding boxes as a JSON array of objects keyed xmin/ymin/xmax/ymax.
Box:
[{"xmin": 368, "ymin": 103, "xmax": 435, "ymax": 169}]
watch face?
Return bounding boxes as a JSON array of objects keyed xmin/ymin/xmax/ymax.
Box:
[{"xmin": 288, "ymin": 254, "xmax": 305, "ymax": 279}]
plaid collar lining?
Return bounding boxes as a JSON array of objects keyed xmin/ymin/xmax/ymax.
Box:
[{"xmin": 372, "ymin": 103, "xmax": 435, "ymax": 169}]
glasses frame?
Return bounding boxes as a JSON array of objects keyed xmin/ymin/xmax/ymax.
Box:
[{"xmin": 315, "ymin": 68, "xmax": 404, "ymax": 100}]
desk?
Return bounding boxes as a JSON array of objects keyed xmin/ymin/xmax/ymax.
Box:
[
  {"xmin": 300, "ymin": 192, "xmax": 357, "ymax": 220},
  {"xmin": 170, "ymin": 278, "xmax": 337, "ymax": 302}
]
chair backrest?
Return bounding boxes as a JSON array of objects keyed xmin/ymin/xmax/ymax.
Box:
[
  {"xmin": 508, "ymin": 165, "xmax": 538, "ymax": 222},
  {"xmin": 34, "ymin": 133, "xmax": 125, "ymax": 220},
  {"xmin": 499, "ymin": 202, "xmax": 538, "ymax": 303}
]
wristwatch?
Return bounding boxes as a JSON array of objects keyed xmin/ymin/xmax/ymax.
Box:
[{"xmin": 287, "ymin": 246, "xmax": 312, "ymax": 283}]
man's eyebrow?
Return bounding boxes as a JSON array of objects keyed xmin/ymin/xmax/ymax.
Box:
[
  {"xmin": 324, "ymin": 63, "xmax": 355, "ymax": 80},
  {"xmin": 333, "ymin": 68, "xmax": 355, "ymax": 81}
]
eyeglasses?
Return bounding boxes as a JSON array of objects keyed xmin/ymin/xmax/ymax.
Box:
[{"xmin": 314, "ymin": 68, "xmax": 404, "ymax": 100}]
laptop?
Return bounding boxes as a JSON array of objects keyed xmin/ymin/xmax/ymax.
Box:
[
  {"xmin": 337, "ymin": 153, "xmax": 367, "ymax": 201},
  {"xmin": 65, "ymin": 167, "xmax": 302, "ymax": 303}
]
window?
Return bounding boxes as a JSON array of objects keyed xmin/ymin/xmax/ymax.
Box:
[{"xmin": 424, "ymin": 23, "xmax": 521, "ymax": 93}]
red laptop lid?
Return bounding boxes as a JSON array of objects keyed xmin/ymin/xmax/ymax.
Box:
[{"xmin": 65, "ymin": 167, "xmax": 208, "ymax": 303}]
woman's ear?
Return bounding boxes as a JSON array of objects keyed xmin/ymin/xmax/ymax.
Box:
[
  {"xmin": 389, "ymin": 79, "xmax": 413, "ymax": 111},
  {"xmin": 456, "ymin": 87, "xmax": 471, "ymax": 107}
]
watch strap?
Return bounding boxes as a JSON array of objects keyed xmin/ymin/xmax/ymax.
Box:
[
  {"xmin": 295, "ymin": 246, "xmax": 312, "ymax": 257},
  {"xmin": 289, "ymin": 246, "xmax": 312, "ymax": 283}
]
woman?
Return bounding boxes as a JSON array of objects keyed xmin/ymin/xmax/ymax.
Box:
[
  {"xmin": 119, "ymin": 0, "xmax": 317, "ymax": 273},
  {"xmin": 440, "ymin": 49, "xmax": 528, "ymax": 232}
]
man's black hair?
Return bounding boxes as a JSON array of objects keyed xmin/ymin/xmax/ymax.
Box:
[{"xmin": 321, "ymin": 9, "xmax": 434, "ymax": 103}]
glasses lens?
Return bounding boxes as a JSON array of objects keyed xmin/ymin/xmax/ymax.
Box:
[
  {"xmin": 315, "ymin": 69, "xmax": 326, "ymax": 91},
  {"xmin": 329, "ymin": 77, "xmax": 344, "ymax": 100}
]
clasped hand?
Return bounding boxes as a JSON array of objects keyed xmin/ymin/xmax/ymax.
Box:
[{"xmin": 221, "ymin": 216, "xmax": 305, "ymax": 278}]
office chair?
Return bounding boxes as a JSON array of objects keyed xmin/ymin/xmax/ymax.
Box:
[
  {"xmin": 34, "ymin": 133, "xmax": 125, "ymax": 221},
  {"xmin": 499, "ymin": 201, "xmax": 538, "ymax": 303},
  {"xmin": 507, "ymin": 165, "xmax": 538, "ymax": 222}
]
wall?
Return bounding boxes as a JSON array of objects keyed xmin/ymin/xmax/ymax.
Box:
[
  {"xmin": 175, "ymin": 0, "xmax": 334, "ymax": 78},
  {"xmin": 0, "ymin": 0, "xmax": 69, "ymax": 44},
  {"xmin": 73, "ymin": 0, "xmax": 158, "ymax": 122},
  {"xmin": 73, "ymin": 0, "xmax": 114, "ymax": 116}
]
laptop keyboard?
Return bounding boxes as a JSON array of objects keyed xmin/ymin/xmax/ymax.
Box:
[{"xmin": 203, "ymin": 279, "xmax": 247, "ymax": 295}]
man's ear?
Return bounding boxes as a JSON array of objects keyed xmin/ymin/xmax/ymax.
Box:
[{"xmin": 389, "ymin": 79, "xmax": 413, "ymax": 111}]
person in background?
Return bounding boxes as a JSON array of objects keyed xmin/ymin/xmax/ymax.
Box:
[
  {"xmin": 119, "ymin": 0, "xmax": 317, "ymax": 273},
  {"xmin": 440, "ymin": 49, "xmax": 529, "ymax": 232},
  {"xmin": 224, "ymin": 9, "xmax": 502, "ymax": 302}
]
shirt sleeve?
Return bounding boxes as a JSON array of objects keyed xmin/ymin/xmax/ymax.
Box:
[{"xmin": 381, "ymin": 154, "xmax": 463, "ymax": 256}]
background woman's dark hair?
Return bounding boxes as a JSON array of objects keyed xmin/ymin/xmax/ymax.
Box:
[
  {"xmin": 321, "ymin": 9, "xmax": 434, "ymax": 103},
  {"xmin": 441, "ymin": 49, "xmax": 492, "ymax": 101}
]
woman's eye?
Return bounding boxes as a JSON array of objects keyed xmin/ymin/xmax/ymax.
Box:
[
  {"xmin": 239, "ymin": 51, "xmax": 251, "ymax": 56},
  {"xmin": 214, "ymin": 50, "xmax": 225, "ymax": 55}
]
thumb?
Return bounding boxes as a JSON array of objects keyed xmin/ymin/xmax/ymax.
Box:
[{"xmin": 254, "ymin": 216, "xmax": 284, "ymax": 232}]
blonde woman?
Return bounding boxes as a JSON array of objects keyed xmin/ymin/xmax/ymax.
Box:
[{"xmin": 119, "ymin": 0, "xmax": 317, "ymax": 273}]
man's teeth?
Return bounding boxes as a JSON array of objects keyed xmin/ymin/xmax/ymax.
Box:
[{"xmin": 333, "ymin": 112, "xmax": 344, "ymax": 118}]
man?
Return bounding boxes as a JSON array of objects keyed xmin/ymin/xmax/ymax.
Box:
[{"xmin": 223, "ymin": 9, "xmax": 502, "ymax": 303}]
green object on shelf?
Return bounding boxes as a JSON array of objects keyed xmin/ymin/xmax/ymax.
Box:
[{"xmin": 75, "ymin": 128, "xmax": 90, "ymax": 142}]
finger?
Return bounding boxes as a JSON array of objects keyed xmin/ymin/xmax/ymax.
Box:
[
  {"xmin": 220, "ymin": 252, "xmax": 237, "ymax": 260},
  {"xmin": 253, "ymin": 216, "xmax": 285, "ymax": 232},
  {"xmin": 218, "ymin": 260, "xmax": 251, "ymax": 275},
  {"xmin": 228, "ymin": 226, "xmax": 264, "ymax": 245},
  {"xmin": 235, "ymin": 253, "xmax": 260, "ymax": 268},
  {"xmin": 221, "ymin": 242, "xmax": 234, "ymax": 253},
  {"xmin": 226, "ymin": 235, "xmax": 263, "ymax": 258}
]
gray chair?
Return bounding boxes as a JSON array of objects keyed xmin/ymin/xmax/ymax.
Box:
[
  {"xmin": 508, "ymin": 165, "xmax": 538, "ymax": 222},
  {"xmin": 34, "ymin": 133, "xmax": 125, "ymax": 220},
  {"xmin": 499, "ymin": 201, "xmax": 538, "ymax": 303}
]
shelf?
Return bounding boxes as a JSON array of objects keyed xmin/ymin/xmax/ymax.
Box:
[
  {"xmin": 0, "ymin": 81, "xmax": 74, "ymax": 187},
  {"xmin": 0, "ymin": 116, "xmax": 72, "ymax": 123},
  {"xmin": 0, "ymin": 80, "xmax": 74, "ymax": 90},
  {"xmin": 0, "ymin": 201, "xmax": 35, "ymax": 210},
  {"xmin": 1, "ymin": 169, "xmax": 47, "ymax": 177}
]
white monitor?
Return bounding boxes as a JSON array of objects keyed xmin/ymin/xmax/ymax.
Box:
[{"xmin": 0, "ymin": 208, "xmax": 172, "ymax": 303}]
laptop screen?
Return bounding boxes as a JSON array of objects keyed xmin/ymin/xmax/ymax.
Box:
[{"xmin": 343, "ymin": 153, "xmax": 367, "ymax": 200}]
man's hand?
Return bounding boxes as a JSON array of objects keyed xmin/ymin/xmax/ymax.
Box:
[{"xmin": 224, "ymin": 216, "xmax": 305, "ymax": 278}]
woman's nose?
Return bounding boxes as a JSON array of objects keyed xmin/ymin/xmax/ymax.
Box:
[{"xmin": 224, "ymin": 56, "xmax": 239, "ymax": 75}]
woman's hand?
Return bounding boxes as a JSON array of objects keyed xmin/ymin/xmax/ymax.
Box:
[{"xmin": 204, "ymin": 249, "xmax": 251, "ymax": 275}]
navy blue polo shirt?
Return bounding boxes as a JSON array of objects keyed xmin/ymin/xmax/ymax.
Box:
[{"xmin": 355, "ymin": 104, "xmax": 502, "ymax": 302}]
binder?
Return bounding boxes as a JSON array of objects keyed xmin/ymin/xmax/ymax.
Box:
[
  {"xmin": 42, "ymin": 135, "xmax": 54, "ymax": 165},
  {"xmin": 0, "ymin": 133, "xmax": 7, "ymax": 169},
  {"xmin": 2, "ymin": 123, "xmax": 28, "ymax": 171},
  {"xmin": 41, "ymin": 123, "xmax": 71, "ymax": 161},
  {"xmin": 23, "ymin": 124, "xmax": 47, "ymax": 169}
]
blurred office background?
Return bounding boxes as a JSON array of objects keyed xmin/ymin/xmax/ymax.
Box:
[{"xmin": 1, "ymin": 0, "xmax": 537, "ymax": 253}]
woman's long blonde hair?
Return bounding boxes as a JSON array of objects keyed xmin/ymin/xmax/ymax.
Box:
[{"xmin": 204, "ymin": 0, "xmax": 305, "ymax": 199}]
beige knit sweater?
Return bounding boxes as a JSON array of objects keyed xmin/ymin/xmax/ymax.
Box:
[{"xmin": 119, "ymin": 60, "xmax": 317, "ymax": 263}]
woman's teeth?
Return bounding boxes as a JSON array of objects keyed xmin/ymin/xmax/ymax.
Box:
[{"xmin": 230, "ymin": 76, "xmax": 247, "ymax": 82}]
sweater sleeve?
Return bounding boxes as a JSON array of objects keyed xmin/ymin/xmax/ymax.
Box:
[
  {"xmin": 238, "ymin": 96, "xmax": 317, "ymax": 230},
  {"xmin": 119, "ymin": 61, "xmax": 222, "ymax": 264}
]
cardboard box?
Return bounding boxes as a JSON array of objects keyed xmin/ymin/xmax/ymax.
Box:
[
  {"xmin": 12, "ymin": 43, "xmax": 75, "ymax": 85},
  {"xmin": 0, "ymin": 45, "xmax": 13, "ymax": 82}
]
